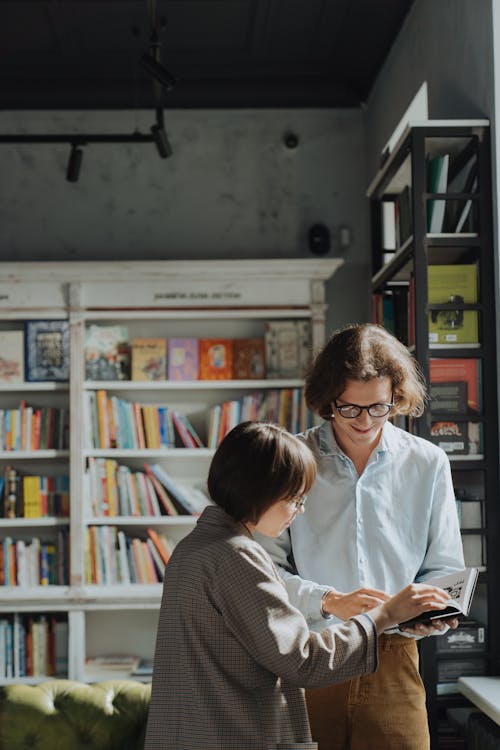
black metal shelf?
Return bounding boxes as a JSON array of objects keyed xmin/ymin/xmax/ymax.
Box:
[{"xmin": 368, "ymin": 122, "xmax": 499, "ymax": 750}]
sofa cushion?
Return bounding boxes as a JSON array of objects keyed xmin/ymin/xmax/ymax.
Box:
[{"xmin": 0, "ymin": 679, "xmax": 151, "ymax": 750}]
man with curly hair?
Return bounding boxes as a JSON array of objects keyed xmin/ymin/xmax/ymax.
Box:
[{"xmin": 259, "ymin": 323, "xmax": 464, "ymax": 750}]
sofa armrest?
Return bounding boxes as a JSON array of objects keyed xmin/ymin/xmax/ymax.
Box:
[{"xmin": 0, "ymin": 679, "xmax": 151, "ymax": 750}]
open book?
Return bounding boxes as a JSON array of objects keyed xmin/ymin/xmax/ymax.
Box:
[{"xmin": 399, "ymin": 567, "xmax": 478, "ymax": 628}]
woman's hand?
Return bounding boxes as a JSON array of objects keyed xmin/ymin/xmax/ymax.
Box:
[
  {"xmin": 368, "ymin": 583, "xmax": 451, "ymax": 634},
  {"xmin": 322, "ymin": 587, "xmax": 390, "ymax": 620}
]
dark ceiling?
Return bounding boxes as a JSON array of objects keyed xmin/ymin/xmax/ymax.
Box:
[{"xmin": 1, "ymin": 0, "xmax": 415, "ymax": 110}]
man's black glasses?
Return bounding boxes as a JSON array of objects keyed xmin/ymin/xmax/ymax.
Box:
[{"xmin": 333, "ymin": 397, "xmax": 394, "ymax": 419}]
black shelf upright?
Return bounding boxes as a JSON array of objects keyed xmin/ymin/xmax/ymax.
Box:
[{"xmin": 367, "ymin": 120, "xmax": 499, "ymax": 749}]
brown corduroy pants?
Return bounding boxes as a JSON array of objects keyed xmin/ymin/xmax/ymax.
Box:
[{"xmin": 305, "ymin": 633, "xmax": 430, "ymax": 750}]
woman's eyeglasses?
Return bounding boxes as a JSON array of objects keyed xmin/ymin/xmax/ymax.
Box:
[{"xmin": 288, "ymin": 494, "xmax": 308, "ymax": 512}]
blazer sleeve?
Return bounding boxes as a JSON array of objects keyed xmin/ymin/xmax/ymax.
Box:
[
  {"xmin": 254, "ymin": 529, "xmax": 331, "ymax": 626},
  {"xmin": 209, "ymin": 540, "xmax": 377, "ymax": 689}
]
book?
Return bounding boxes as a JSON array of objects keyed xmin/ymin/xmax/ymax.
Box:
[
  {"xmin": 131, "ymin": 338, "xmax": 167, "ymax": 381},
  {"xmin": 428, "ymin": 264, "xmax": 478, "ymax": 345},
  {"xmin": 427, "ymin": 153, "xmax": 450, "ymax": 233},
  {"xmin": 85, "ymin": 325, "xmax": 130, "ymax": 381},
  {"xmin": 435, "ymin": 619, "xmax": 485, "ymax": 654},
  {"xmin": 430, "ymin": 420, "xmax": 482, "ymax": 456},
  {"xmin": 24, "ymin": 320, "xmax": 70, "ymax": 382},
  {"xmin": 199, "ymin": 339, "xmax": 233, "ymax": 380},
  {"xmin": 167, "ymin": 338, "xmax": 199, "ymax": 380},
  {"xmin": 265, "ymin": 320, "xmax": 310, "ymax": 378},
  {"xmin": 143, "ymin": 463, "xmax": 178, "ymax": 516},
  {"xmin": 445, "ymin": 146, "xmax": 478, "ymax": 233},
  {"xmin": 131, "ymin": 657, "xmax": 153, "ymax": 676},
  {"xmin": 430, "ymin": 420, "xmax": 468, "ymax": 455},
  {"xmin": 147, "ymin": 463, "xmax": 198, "ymax": 515},
  {"xmin": 430, "ymin": 358, "xmax": 481, "ymax": 413},
  {"xmin": 232, "ymin": 338, "xmax": 266, "ymax": 379},
  {"xmin": 398, "ymin": 567, "xmax": 479, "ymax": 628},
  {"xmin": 429, "ymin": 382, "xmax": 468, "ymax": 415},
  {"xmin": 0, "ymin": 331, "xmax": 24, "ymax": 384}
]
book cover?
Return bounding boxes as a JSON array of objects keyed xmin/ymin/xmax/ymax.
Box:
[
  {"xmin": 131, "ymin": 338, "xmax": 167, "ymax": 381},
  {"xmin": 0, "ymin": 331, "xmax": 24, "ymax": 384},
  {"xmin": 427, "ymin": 153, "xmax": 450, "ymax": 233},
  {"xmin": 430, "ymin": 420, "xmax": 468, "ymax": 455},
  {"xmin": 167, "ymin": 338, "xmax": 199, "ymax": 381},
  {"xmin": 232, "ymin": 338, "xmax": 266, "ymax": 379},
  {"xmin": 428, "ymin": 264, "xmax": 478, "ymax": 345},
  {"xmin": 265, "ymin": 321, "xmax": 310, "ymax": 378},
  {"xmin": 85, "ymin": 324, "xmax": 130, "ymax": 381},
  {"xmin": 399, "ymin": 567, "xmax": 478, "ymax": 628},
  {"xmin": 429, "ymin": 382, "xmax": 468, "ymax": 415},
  {"xmin": 430, "ymin": 358, "xmax": 481, "ymax": 413},
  {"xmin": 199, "ymin": 339, "xmax": 233, "ymax": 380},
  {"xmin": 24, "ymin": 320, "xmax": 70, "ymax": 382}
]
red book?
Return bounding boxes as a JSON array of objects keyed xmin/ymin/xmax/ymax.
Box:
[
  {"xmin": 199, "ymin": 339, "xmax": 233, "ymax": 380},
  {"xmin": 429, "ymin": 358, "xmax": 480, "ymax": 413},
  {"xmin": 147, "ymin": 528, "xmax": 171, "ymax": 566},
  {"xmin": 232, "ymin": 338, "xmax": 266, "ymax": 379}
]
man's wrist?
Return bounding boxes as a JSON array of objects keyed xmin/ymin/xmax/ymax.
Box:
[{"xmin": 321, "ymin": 590, "xmax": 337, "ymax": 619}]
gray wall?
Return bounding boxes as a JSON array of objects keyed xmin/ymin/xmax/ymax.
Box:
[
  {"xmin": 366, "ymin": 0, "xmax": 495, "ymax": 175},
  {"xmin": 0, "ymin": 108, "xmax": 369, "ymax": 333}
]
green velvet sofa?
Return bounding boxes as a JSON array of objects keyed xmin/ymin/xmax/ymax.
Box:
[{"xmin": 0, "ymin": 679, "xmax": 151, "ymax": 750}]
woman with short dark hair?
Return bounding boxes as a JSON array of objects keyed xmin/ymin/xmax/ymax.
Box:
[{"xmin": 145, "ymin": 420, "xmax": 450, "ymax": 750}]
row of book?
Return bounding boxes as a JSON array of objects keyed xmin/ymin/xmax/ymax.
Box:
[
  {"xmin": 0, "ymin": 530, "xmax": 69, "ymax": 586},
  {"xmin": 208, "ymin": 388, "xmax": 313, "ymax": 449},
  {"xmin": 84, "ymin": 320, "xmax": 310, "ymax": 382},
  {"xmin": 380, "ymin": 147, "xmax": 478, "ymax": 253},
  {"xmin": 86, "ymin": 391, "xmax": 205, "ymax": 450},
  {"xmin": 0, "ymin": 321, "xmax": 70, "ymax": 385},
  {"xmin": 85, "ymin": 526, "xmax": 173, "ymax": 585},
  {"xmin": 0, "ymin": 403, "xmax": 69, "ymax": 452},
  {"xmin": 0, "ymin": 469, "xmax": 70, "ymax": 519},
  {"xmin": 0, "ymin": 613, "xmax": 68, "ymax": 679},
  {"xmin": 86, "ymin": 387, "xmax": 312, "ymax": 452},
  {"xmin": 373, "ymin": 264, "xmax": 480, "ymax": 347},
  {"xmin": 85, "ymin": 459, "xmax": 208, "ymax": 517}
]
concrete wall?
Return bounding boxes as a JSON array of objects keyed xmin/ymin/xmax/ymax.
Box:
[
  {"xmin": 366, "ymin": 0, "xmax": 495, "ymax": 175},
  {"xmin": 0, "ymin": 108, "xmax": 369, "ymax": 333}
]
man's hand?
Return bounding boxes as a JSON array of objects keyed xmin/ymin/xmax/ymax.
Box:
[
  {"xmin": 322, "ymin": 587, "xmax": 390, "ymax": 620},
  {"xmin": 400, "ymin": 616, "xmax": 460, "ymax": 636}
]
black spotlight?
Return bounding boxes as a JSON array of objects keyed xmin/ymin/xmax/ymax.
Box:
[
  {"xmin": 151, "ymin": 124, "xmax": 173, "ymax": 159},
  {"xmin": 141, "ymin": 54, "xmax": 176, "ymax": 91},
  {"xmin": 66, "ymin": 144, "xmax": 83, "ymax": 182}
]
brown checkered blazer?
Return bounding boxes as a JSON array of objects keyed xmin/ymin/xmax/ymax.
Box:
[{"xmin": 144, "ymin": 506, "xmax": 376, "ymax": 750}]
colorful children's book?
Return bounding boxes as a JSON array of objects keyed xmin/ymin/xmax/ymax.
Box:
[
  {"xmin": 85, "ymin": 325, "xmax": 130, "ymax": 381},
  {"xmin": 0, "ymin": 331, "xmax": 24, "ymax": 384},
  {"xmin": 131, "ymin": 338, "xmax": 167, "ymax": 381},
  {"xmin": 199, "ymin": 339, "xmax": 233, "ymax": 380},
  {"xmin": 232, "ymin": 338, "xmax": 266, "ymax": 379},
  {"xmin": 167, "ymin": 338, "xmax": 199, "ymax": 381}
]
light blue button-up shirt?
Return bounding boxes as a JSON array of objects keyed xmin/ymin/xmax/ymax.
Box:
[{"xmin": 259, "ymin": 420, "xmax": 464, "ymax": 631}]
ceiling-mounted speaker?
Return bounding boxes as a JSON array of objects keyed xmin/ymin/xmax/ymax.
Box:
[{"xmin": 308, "ymin": 224, "xmax": 330, "ymax": 255}]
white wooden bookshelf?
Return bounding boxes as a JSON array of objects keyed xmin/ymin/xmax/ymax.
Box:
[{"xmin": 0, "ymin": 258, "xmax": 341, "ymax": 683}]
